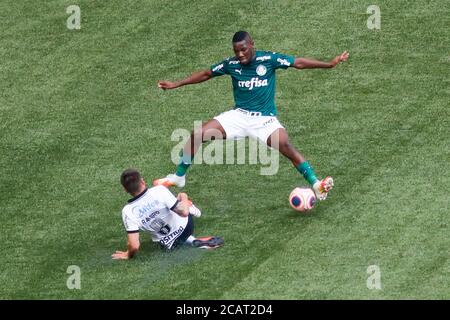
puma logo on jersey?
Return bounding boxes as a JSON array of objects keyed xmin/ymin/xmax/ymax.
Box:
[
  {"xmin": 235, "ymin": 69, "xmax": 242, "ymax": 75},
  {"xmin": 238, "ymin": 77, "xmax": 268, "ymax": 90}
]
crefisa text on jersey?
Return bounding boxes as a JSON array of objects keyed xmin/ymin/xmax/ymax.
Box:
[{"xmin": 176, "ymin": 304, "xmax": 273, "ymax": 317}]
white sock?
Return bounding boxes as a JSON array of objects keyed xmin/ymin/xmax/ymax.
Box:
[{"xmin": 185, "ymin": 235, "xmax": 196, "ymax": 246}]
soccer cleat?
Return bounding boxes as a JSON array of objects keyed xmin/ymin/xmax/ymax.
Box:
[
  {"xmin": 192, "ymin": 236, "xmax": 224, "ymax": 249},
  {"xmin": 313, "ymin": 176, "xmax": 334, "ymax": 201},
  {"xmin": 153, "ymin": 174, "xmax": 185, "ymax": 188},
  {"xmin": 188, "ymin": 201, "xmax": 201, "ymax": 218}
]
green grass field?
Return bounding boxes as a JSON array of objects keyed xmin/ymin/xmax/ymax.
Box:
[{"xmin": 1, "ymin": 0, "xmax": 449, "ymax": 299}]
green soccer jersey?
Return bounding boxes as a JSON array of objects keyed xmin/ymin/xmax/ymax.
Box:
[{"xmin": 210, "ymin": 50, "xmax": 295, "ymax": 116}]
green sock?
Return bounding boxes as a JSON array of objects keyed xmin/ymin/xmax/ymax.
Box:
[
  {"xmin": 175, "ymin": 153, "xmax": 193, "ymax": 177},
  {"xmin": 296, "ymin": 161, "xmax": 319, "ymax": 186}
]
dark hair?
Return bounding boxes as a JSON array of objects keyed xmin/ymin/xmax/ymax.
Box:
[
  {"xmin": 232, "ymin": 31, "xmax": 251, "ymax": 43},
  {"xmin": 120, "ymin": 169, "xmax": 142, "ymax": 194}
]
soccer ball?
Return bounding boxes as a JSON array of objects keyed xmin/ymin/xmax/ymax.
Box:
[{"xmin": 289, "ymin": 187, "xmax": 316, "ymax": 212}]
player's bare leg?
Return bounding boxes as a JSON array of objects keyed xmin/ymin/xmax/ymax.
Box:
[
  {"xmin": 267, "ymin": 128, "xmax": 305, "ymax": 166},
  {"xmin": 267, "ymin": 128, "xmax": 333, "ymax": 200},
  {"xmin": 153, "ymin": 119, "xmax": 226, "ymax": 188},
  {"xmin": 183, "ymin": 119, "xmax": 227, "ymax": 161}
]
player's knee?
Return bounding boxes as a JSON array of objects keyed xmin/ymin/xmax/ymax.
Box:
[
  {"xmin": 191, "ymin": 129, "xmax": 205, "ymax": 144},
  {"xmin": 200, "ymin": 127, "xmax": 223, "ymax": 142}
]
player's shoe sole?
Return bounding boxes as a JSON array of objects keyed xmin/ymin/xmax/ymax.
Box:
[
  {"xmin": 192, "ymin": 236, "xmax": 224, "ymax": 249},
  {"xmin": 313, "ymin": 176, "xmax": 334, "ymax": 201},
  {"xmin": 153, "ymin": 174, "xmax": 185, "ymax": 188}
]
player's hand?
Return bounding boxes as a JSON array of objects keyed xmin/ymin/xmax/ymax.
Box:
[
  {"xmin": 177, "ymin": 192, "xmax": 188, "ymax": 201},
  {"xmin": 158, "ymin": 81, "xmax": 178, "ymax": 90},
  {"xmin": 112, "ymin": 250, "xmax": 129, "ymax": 260},
  {"xmin": 331, "ymin": 51, "xmax": 349, "ymax": 67}
]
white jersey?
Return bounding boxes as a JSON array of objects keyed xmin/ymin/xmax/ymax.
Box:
[{"xmin": 121, "ymin": 186, "xmax": 188, "ymax": 249}]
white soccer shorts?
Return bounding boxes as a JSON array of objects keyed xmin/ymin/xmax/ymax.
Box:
[{"xmin": 214, "ymin": 108, "xmax": 284, "ymax": 144}]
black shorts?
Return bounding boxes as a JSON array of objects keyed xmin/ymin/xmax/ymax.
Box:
[{"xmin": 166, "ymin": 215, "xmax": 194, "ymax": 251}]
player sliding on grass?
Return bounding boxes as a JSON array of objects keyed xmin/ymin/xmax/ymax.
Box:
[
  {"xmin": 154, "ymin": 31, "xmax": 349, "ymax": 200},
  {"xmin": 112, "ymin": 169, "xmax": 223, "ymax": 260}
]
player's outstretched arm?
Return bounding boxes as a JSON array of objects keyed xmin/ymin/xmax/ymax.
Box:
[
  {"xmin": 158, "ymin": 69, "xmax": 213, "ymax": 90},
  {"xmin": 293, "ymin": 51, "xmax": 349, "ymax": 69},
  {"xmin": 112, "ymin": 232, "xmax": 140, "ymax": 260}
]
